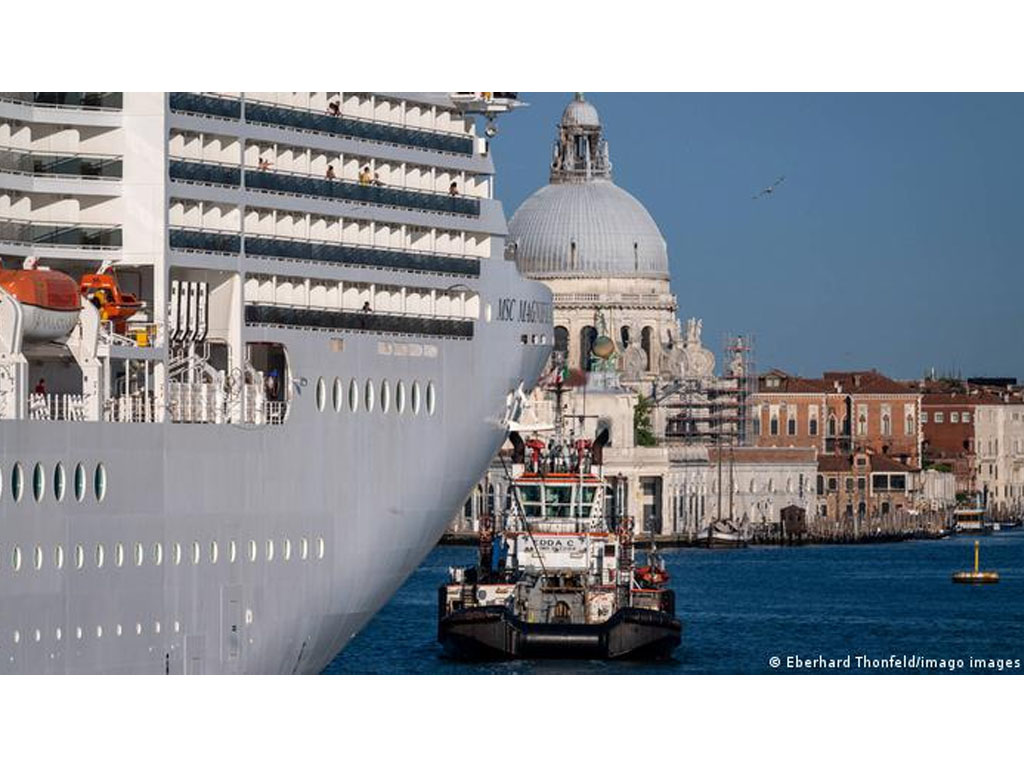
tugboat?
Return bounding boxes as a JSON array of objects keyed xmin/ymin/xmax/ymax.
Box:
[{"xmin": 438, "ymin": 386, "xmax": 682, "ymax": 661}]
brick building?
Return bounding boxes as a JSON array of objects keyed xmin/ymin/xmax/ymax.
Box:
[
  {"xmin": 919, "ymin": 392, "xmax": 998, "ymax": 495},
  {"xmin": 815, "ymin": 451, "xmax": 920, "ymax": 532}
]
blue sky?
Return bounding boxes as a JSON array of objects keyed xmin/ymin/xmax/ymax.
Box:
[{"xmin": 488, "ymin": 93, "xmax": 1024, "ymax": 382}]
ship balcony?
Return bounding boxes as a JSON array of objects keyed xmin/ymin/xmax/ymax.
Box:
[
  {"xmin": 0, "ymin": 92, "xmax": 122, "ymax": 111},
  {"xmin": 168, "ymin": 158, "xmax": 241, "ymax": 187},
  {"xmin": 169, "ymin": 93, "xmax": 475, "ymax": 156},
  {"xmin": 244, "ymin": 167, "xmax": 481, "ymax": 216},
  {"xmin": 28, "ymin": 393, "xmax": 88, "ymax": 422},
  {"xmin": 0, "ymin": 216, "xmax": 122, "ymax": 250},
  {"xmin": 244, "ymin": 303, "xmax": 474, "ymax": 340},
  {"xmin": 0, "ymin": 148, "xmax": 122, "ymax": 179},
  {"xmin": 169, "ymin": 227, "xmax": 241, "ymax": 255}
]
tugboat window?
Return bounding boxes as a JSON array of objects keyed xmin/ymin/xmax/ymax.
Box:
[
  {"xmin": 544, "ymin": 485, "xmax": 573, "ymax": 518},
  {"xmin": 518, "ymin": 484, "xmax": 543, "ymax": 517}
]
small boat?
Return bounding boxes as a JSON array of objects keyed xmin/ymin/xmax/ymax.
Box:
[
  {"xmin": 438, "ymin": 396, "xmax": 681, "ymax": 661},
  {"xmin": 952, "ymin": 540, "xmax": 999, "ymax": 584},
  {"xmin": 79, "ymin": 270, "xmax": 145, "ymax": 334},
  {"xmin": 695, "ymin": 518, "xmax": 749, "ymax": 549},
  {"xmin": 952, "ymin": 508, "xmax": 991, "ymax": 535}
]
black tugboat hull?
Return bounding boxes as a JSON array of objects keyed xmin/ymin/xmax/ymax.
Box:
[{"xmin": 439, "ymin": 605, "xmax": 682, "ymax": 661}]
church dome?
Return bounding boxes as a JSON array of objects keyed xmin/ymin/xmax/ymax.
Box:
[{"xmin": 509, "ymin": 93, "xmax": 670, "ymax": 279}]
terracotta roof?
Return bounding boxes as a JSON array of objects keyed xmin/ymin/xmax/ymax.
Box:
[
  {"xmin": 822, "ymin": 370, "xmax": 914, "ymax": 395},
  {"xmin": 869, "ymin": 454, "xmax": 917, "ymax": 473},
  {"xmin": 817, "ymin": 455, "xmax": 852, "ymax": 472},
  {"xmin": 922, "ymin": 392, "xmax": 1000, "ymax": 406}
]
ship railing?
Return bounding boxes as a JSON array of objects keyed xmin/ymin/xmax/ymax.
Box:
[
  {"xmin": 28, "ymin": 393, "xmax": 87, "ymax": 421},
  {"xmin": 104, "ymin": 393, "xmax": 159, "ymax": 423},
  {"xmin": 264, "ymin": 400, "xmax": 288, "ymax": 425},
  {"xmin": 100, "ymin": 321, "xmax": 163, "ymax": 349},
  {"xmin": 168, "ymin": 382, "xmax": 226, "ymax": 424}
]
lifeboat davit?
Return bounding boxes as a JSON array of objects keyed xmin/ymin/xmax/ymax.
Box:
[
  {"xmin": 0, "ymin": 268, "xmax": 81, "ymax": 341},
  {"xmin": 79, "ymin": 272, "xmax": 144, "ymax": 334}
]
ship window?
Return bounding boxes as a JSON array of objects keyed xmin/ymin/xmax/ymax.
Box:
[
  {"xmin": 153, "ymin": 542, "xmax": 164, "ymax": 566},
  {"xmin": 580, "ymin": 486, "xmax": 598, "ymax": 513},
  {"xmin": 380, "ymin": 379, "xmax": 391, "ymax": 414},
  {"xmin": 426, "ymin": 381, "xmax": 436, "ymax": 415},
  {"xmin": 348, "ymin": 378, "xmax": 359, "ymax": 412},
  {"xmin": 154, "ymin": 620, "xmax": 161, "ymax": 634},
  {"xmin": 94, "ymin": 463, "xmax": 107, "ymax": 502},
  {"xmin": 364, "ymin": 379, "xmax": 375, "ymax": 412},
  {"xmin": 210, "ymin": 541, "xmax": 219, "ymax": 564},
  {"xmin": 33, "ymin": 545, "xmax": 42, "ymax": 570},
  {"xmin": 55, "ymin": 627, "xmax": 62, "ymax": 641},
  {"xmin": 174, "ymin": 621, "xmax": 181, "ymax": 634},
  {"xmin": 332, "ymin": 377, "xmax": 343, "ymax": 413},
  {"xmin": 316, "ymin": 537, "xmax": 325, "ymax": 559},
  {"xmin": 283, "ymin": 539, "xmax": 292, "ymax": 561},
  {"xmin": 411, "ymin": 381, "xmax": 422, "ymax": 414},
  {"xmin": 266, "ymin": 539, "xmax": 275, "ymax": 561},
  {"xmin": 11, "ymin": 462, "xmax": 24, "ymax": 502},
  {"xmin": 96, "ymin": 625, "xmax": 103, "ymax": 639},
  {"xmin": 192, "ymin": 541, "xmax": 201, "ymax": 564},
  {"xmin": 33, "ymin": 463, "xmax": 45, "ymax": 502},
  {"xmin": 134, "ymin": 542, "xmax": 144, "ymax": 566},
  {"xmin": 74, "ymin": 463, "xmax": 86, "ymax": 501},
  {"xmin": 75, "ymin": 626, "xmax": 83, "ymax": 640},
  {"xmin": 135, "ymin": 623, "xmax": 143, "ymax": 636},
  {"xmin": 248, "ymin": 540, "xmax": 257, "ymax": 562},
  {"xmin": 116, "ymin": 624, "xmax": 123, "ymax": 637},
  {"xmin": 74, "ymin": 544, "xmax": 84, "ymax": 569},
  {"xmin": 396, "ymin": 380, "xmax": 406, "ymax": 414},
  {"xmin": 300, "ymin": 537, "xmax": 309, "ymax": 560},
  {"xmin": 315, "ymin": 377, "xmax": 326, "ymax": 412},
  {"xmin": 518, "ymin": 484, "xmax": 543, "ymax": 517},
  {"xmin": 12, "ymin": 545, "xmax": 22, "ymax": 571},
  {"xmin": 173, "ymin": 542, "xmax": 182, "ymax": 565},
  {"xmin": 54, "ymin": 463, "xmax": 66, "ymax": 502},
  {"xmin": 229, "ymin": 540, "xmax": 237, "ymax": 563},
  {"xmin": 13, "ymin": 630, "xmax": 20, "ymax": 644},
  {"xmin": 54, "ymin": 544, "xmax": 64, "ymax": 570},
  {"xmin": 95, "ymin": 544, "xmax": 105, "ymax": 568},
  {"xmin": 544, "ymin": 485, "xmax": 574, "ymax": 518}
]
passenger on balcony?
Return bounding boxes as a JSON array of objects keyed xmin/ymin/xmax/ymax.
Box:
[
  {"xmin": 34, "ymin": 378, "xmax": 47, "ymax": 395},
  {"xmin": 326, "ymin": 165, "xmax": 337, "ymax": 181},
  {"xmin": 328, "ymin": 99, "xmax": 340, "ymax": 117},
  {"xmin": 362, "ymin": 301, "xmax": 373, "ymax": 313},
  {"xmin": 359, "ymin": 166, "xmax": 372, "ymax": 185},
  {"xmin": 257, "ymin": 157, "xmax": 272, "ymax": 171},
  {"xmin": 373, "ymin": 172, "xmax": 385, "ymax": 187},
  {"xmin": 265, "ymin": 370, "xmax": 280, "ymax": 401},
  {"xmin": 449, "ymin": 181, "xmax": 459, "ymax": 196}
]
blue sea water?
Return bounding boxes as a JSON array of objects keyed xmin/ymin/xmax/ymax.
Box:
[{"xmin": 324, "ymin": 531, "xmax": 1024, "ymax": 674}]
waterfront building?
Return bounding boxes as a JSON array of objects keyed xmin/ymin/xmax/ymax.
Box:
[
  {"xmin": 706, "ymin": 446, "xmax": 817, "ymax": 527},
  {"xmin": 974, "ymin": 398, "xmax": 1024, "ymax": 515},
  {"xmin": 815, "ymin": 451, "xmax": 921, "ymax": 533},
  {"xmin": 919, "ymin": 391, "xmax": 997, "ymax": 496}
]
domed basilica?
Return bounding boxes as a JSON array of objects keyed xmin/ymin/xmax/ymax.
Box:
[{"xmin": 509, "ymin": 93, "xmax": 715, "ymax": 383}]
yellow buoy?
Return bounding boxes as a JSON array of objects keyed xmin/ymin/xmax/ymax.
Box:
[{"xmin": 952, "ymin": 540, "xmax": 999, "ymax": 584}]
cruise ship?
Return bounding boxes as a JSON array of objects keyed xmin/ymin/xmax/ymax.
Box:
[{"xmin": 0, "ymin": 92, "xmax": 552, "ymax": 673}]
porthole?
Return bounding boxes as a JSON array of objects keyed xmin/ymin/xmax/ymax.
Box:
[
  {"xmin": 245, "ymin": 608, "xmax": 253, "ymax": 626},
  {"xmin": 396, "ymin": 380, "xmax": 406, "ymax": 414},
  {"xmin": 54, "ymin": 544, "xmax": 64, "ymax": 570},
  {"xmin": 13, "ymin": 630, "xmax": 20, "ymax": 644},
  {"xmin": 411, "ymin": 381, "xmax": 421, "ymax": 414},
  {"xmin": 332, "ymin": 377, "xmax": 343, "ymax": 413},
  {"xmin": 116, "ymin": 624, "xmax": 123, "ymax": 637},
  {"xmin": 315, "ymin": 376, "xmax": 326, "ymax": 412},
  {"xmin": 32, "ymin": 462, "xmax": 45, "ymax": 502},
  {"xmin": 11, "ymin": 462, "xmax": 24, "ymax": 502},
  {"xmin": 265, "ymin": 539, "xmax": 274, "ymax": 562},
  {"xmin": 96, "ymin": 625, "xmax": 103, "ymax": 639},
  {"xmin": 115, "ymin": 543, "xmax": 125, "ymax": 568},
  {"xmin": 135, "ymin": 623, "xmax": 142, "ymax": 636},
  {"xmin": 173, "ymin": 542, "xmax": 182, "ymax": 565},
  {"xmin": 33, "ymin": 545, "xmax": 42, "ymax": 571},
  {"xmin": 95, "ymin": 544, "xmax": 105, "ymax": 569},
  {"xmin": 53, "ymin": 463, "xmax": 66, "ymax": 502},
  {"xmin": 191, "ymin": 541, "xmax": 200, "ymax": 565},
  {"xmin": 364, "ymin": 379, "xmax": 375, "ymax": 412},
  {"xmin": 153, "ymin": 542, "xmax": 164, "ymax": 566},
  {"xmin": 247, "ymin": 540, "xmax": 257, "ymax": 562},
  {"xmin": 380, "ymin": 379, "xmax": 391, "ymax": 413},
  {"xmin": 173, "ymin": 621, "xmax": 181, "ymax": 634},
  {"xmin": 229, "ymin": 540, "xmax": 237, "ymax": 563},
  {"xmin": 485, "ymin": 303, "xmax": 492, "ymax": 322},
  {"xmin": 348, "ymin": 378, "xmax": 359, "ymax": 412},
  {"xmin": 74, "ymin": 463, "xmax": 86, "ymax": 502},
  {"xmin": 94, "ymin": 463, "xmax": 107, "ymax": 502},
  {"xmin": 75, "ymin": 626, "xmax": 83, "ymax": 640},
  {"xmin": 55, "ymin": 627, "xmax": 62, "ymax": 641},
  {"xmin": 154, "ymin": 620, "xmax": 161, "ymax": 635},
  {"xmin": 134, "ymin": 542, "xmax": 144, "ymax": 567},
  {"xmin": 316, "ymin": 537, "xmax": 325, "ymax": 560},
  {"xmin": 283, "ymin": 539, "xmax": 292, "ymax": 561},
  {"xmin": 33, "ymin": 628, "xmax": 41, "ymax": 643},
  {"xmin": 12, "ymin": 545, "xmax": 22, "ymax": 572},
  {"xmin": 426, "ymin": 381, "xmax": 436, "ymax": 415},
  {"xmin": 210, "ymin": 541, "xmax": 219, "ymax": 564},
  {"xmin": 74, "ymin": 544, "xmax": 84, "ymax": 570}
]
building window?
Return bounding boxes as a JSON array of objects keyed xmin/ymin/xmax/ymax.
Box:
[
  {"xmin": 881, "ymin": 501, "xmax": 891, "ymax": 515},
  {"xmin": 962, "ymin": 412, "xmax": 971, "ymax": 423},
  {"xmin": 906, "ymin": 412, "xmax": 915, "ymax": 434},
  {"xmin": 827, "ymin": 477, "xmax": 838, "ymax": 492},
  {"xmin": 934, "ymin": 412, "xmax": 944, "ymax": 424},
  {"xmin": 827, "ymin": 414, "xmax": 837, "ymax": 436},
  {"xmin": 787, "ymin": 415, "xmax": 797, "ymax": 436},
  {"xmin": 857, "ymin": 405, "xmax": 867, "ymax": 436},
  {"xmin": 950, "ymin": 412, "xmax": 959, "ymax": 424},
  {"xmin": 752, "ymin": 417, "xmax": 761, "ymax": 435},
  {"xmin": 816, "ymin": 475, "xmax": 824, "ymax": 495},
  {"xmin": 921, "ymin": 412, "xmax": 928, "ymax": 424},
  {"xmin": 809, "ymin": 417, "xmax": 818, "ymax": 436},
  {"xmin": 770, "ymin": 415, "xmax": 779, "ymax": 436},
  {"xmin": 881, "ymin": 414, "xmax": 891, "ymax": 436}
]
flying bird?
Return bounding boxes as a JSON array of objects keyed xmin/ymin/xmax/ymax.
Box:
[{"xmin": 752, "ymin": 175, "xmax": 786, "ymax": 200}]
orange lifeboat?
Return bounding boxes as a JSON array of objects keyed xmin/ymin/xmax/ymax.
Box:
[
  {"xmin": 79, "ymin": 272, "xmax": 144, "ymax": 334},
  {"xmin": 0, "ymin": 267, "xmax": 80, "ymax": 341}
]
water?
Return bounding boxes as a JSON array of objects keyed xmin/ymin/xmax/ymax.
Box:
[{"xmin": 324, "ymin": 530, "xmax": 1024, "ymax": 674}]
